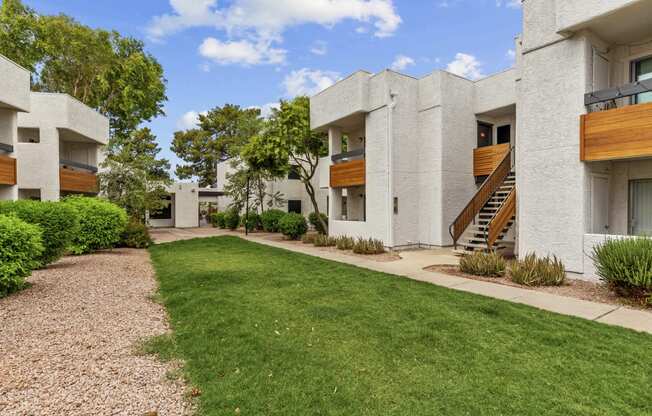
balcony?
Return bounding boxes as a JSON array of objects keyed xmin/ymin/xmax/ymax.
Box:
[
  {"xmin": 59, "ymin": 160, "xmax": 98, "ymax": 193},
  {"xmin": 0, "ymin": 153, "xmax": 17, "ymax": 185},
  {"xmin": 330, "ymin": 149, "xmax": 365, "ymax": 188},
  {"xmin": 581, "ymin": 81, "xmax": 652, "ymax": 162},
  {"xmin": 473, "ymin": 143, "xmax": 510, "ymax": 177}
]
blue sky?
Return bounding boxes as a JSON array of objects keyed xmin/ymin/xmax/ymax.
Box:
[{"xmin": 24, "ymin": 0, "xmax": 522, "ymax": 174}]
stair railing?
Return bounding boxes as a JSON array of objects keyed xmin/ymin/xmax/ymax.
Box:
[
  {"xmin": 449, "ymin": 146, "xmax": 513, "ymax": 249},
  {"xmin": 484, "ymin": 187, "xmax": 516, "ymax": 249}
]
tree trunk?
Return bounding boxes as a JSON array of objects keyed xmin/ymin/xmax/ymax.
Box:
[{"xmin": 303, "ymin": 179, "xmax": 328, "ymax": 234}]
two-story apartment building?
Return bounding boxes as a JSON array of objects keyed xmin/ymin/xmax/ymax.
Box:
[
  {"xmin": 312, "ymin": 0, "xmax": 652, "ymax": 280},
  {"xmin": 0, "ymin": 54, "xmax": 109, "ymax": 202}
]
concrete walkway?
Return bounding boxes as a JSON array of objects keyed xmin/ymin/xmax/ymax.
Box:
[{"xmin": 150, "ymin": 228, "xmax": 652, "ymax": 335}]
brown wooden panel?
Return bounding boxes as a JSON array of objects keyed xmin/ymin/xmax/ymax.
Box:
[
  {"xmin": 60, "ymin": 168, "xmax": 98, "ymax": 193},
  {"xmin": 473, "ymin": 143, "xmax": 509, "ymax": 177},
  {"xmin": 581, "ymin": 102, "xmax": 652, "ymax": 161},
  {"xmin": 487, "ymin": 188, "xmax": 516, "ymax": 248},
  {"xmin": 330, "ymin": 159, "xmax": 365, "ymax": 188},
  {"xmin": 0, "ymin": 155, "xmax": 17, "ymax": 185}
]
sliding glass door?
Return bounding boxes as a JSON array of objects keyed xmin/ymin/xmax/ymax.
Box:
[
  {"xmin": 634, "ymin": 56, "xmax": 652, "ymax": 104},
  {"xmin": 630, "ymin": 179, "xmax": 652, "ymax": 236}
]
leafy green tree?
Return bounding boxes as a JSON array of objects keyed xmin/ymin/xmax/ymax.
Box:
[
  {"xmin": 246, "ymin": 96, "xmax": 328, "ymax": 233},
  {"xmin": 99, "ymin": 128, "xmax": 171, "ymax": 222},
  {"xmin": 223, "ymin": 160, "xmax": 285, "ymax": 214},
  {"xmin": 172, "ymin": 105, "xmax": 262, "ymax": 187},
  {"xmin": 0, "ymin": 0, "xmax": 42, "ymax": 72}
]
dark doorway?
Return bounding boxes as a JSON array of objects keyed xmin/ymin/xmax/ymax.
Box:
[
  {"xmin": 288, "ymin": 200, "xmax": 302, "ymax": 214},
  {"xmin": 497, "ymin": 125, "xmax": 511, "ymax": 145},
  {"xmin": 477, "ymin": 122, "xmax": 493, "ymax": 148}
]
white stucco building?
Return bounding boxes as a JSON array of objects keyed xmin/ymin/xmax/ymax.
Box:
[
  {"xmin": 311, "ymin": 0, "xmax": 652, "ymax": 280},
  {"xmin": 148, "ymin": 182, "xmax": 222, "ymax": 229},
  {"xmin": 216, "ymin": 159, "xmax": 328, "ymax": 218},
  {"xmin": 0, "ymin": 54, "xmax": 109, "ymax": 202}
]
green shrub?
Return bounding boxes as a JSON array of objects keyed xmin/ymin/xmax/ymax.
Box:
[
  {"xmin": 509, "ymin": 253, "xmax": 566, "ymax": 287},
  {"xmin": 0, "ymin": 215, "xmax": 43, "ymax": 297},
  {"xmin": 0, "ymin": 200, "xmax": 79, "ymax": 267},
  {"xmin": 63, "ymin": 196, "xmax": 128, "ymax": 254},
  {"xmin": 224, "ymin": 209, "xmax": 240, "ymax": 230},
  {"xmin": 592, "ymin": 237, "xmax": 652, "ymax": 303},
  {"xmin": 278, "ymin": 213, "xmax": 308, "ymax": 240},
  {"xmin": 210, "ymin": 212, "xmax": 226, "ymax": 228},
  {"xmin": 301, "ymin": 233, "xmax": 317, "ymax": 244},
  {"xmin": 308, "ymin": 212, "xmax": 328, "ymax": 234},
  {"xmin": 313, "ymin": 234, "xmax": 336, "ymax": 247},
  {"xmin": 459, "ymin": 251, "xmax": 506, "ymax": 277},
  {"xmin": 261, "ymin": 209, "xmax": 286, "ymax": 233},
  {"xmin": 242, "ymin": 211, "xmax": 261, "ymax": 232},
  {"xmin": 353, "ymin": 238, "xmax": 385, "ymax": 255},
  {"xmin": 121, "ymin": 221, "xmax": 153, "ymax": 248},
  {"xmin": 335, "ymin": 235, "xmax": 355, "ymax": 250}
]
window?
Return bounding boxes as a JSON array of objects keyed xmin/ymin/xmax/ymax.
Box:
[
  {"xmin": 634, "ymin": 56, "xmax": 652, "ymax": 104},
  {"xmin": 150, "ymin": 196, "xmax": 172, "ymax": 219},
  {"xmin": 288, "ymin": 165, "xmax": 301, "ymax": 180},
  {"xmin": 288, "ymin": 200, "xmax": 302, "ymax": 214},
  {"xmin": 629, "ymin": 179, "xmax": 652, "ymax": 235},
  {"xmin": 497, "ymin": 125, "xmax": 511, "ymax": 145},
  {"xmin": 18, "ymin": 128, "xmax": 40, "ymax": 143},
  {"xmin": 477, "ymin": 122, "xmax": 493, "ymax": 148}
]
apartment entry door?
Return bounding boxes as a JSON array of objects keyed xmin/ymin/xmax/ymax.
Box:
[
  {"xmin": 630, "ymin": 179, "xmax": 652, "ymax": 235},
  {"xmin": 590, "ymin": 175, "xmax": 609, "ymax": 234}
]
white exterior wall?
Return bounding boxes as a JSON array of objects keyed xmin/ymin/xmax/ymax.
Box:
[
  {"xmin": 172, "ymin": 182, "xmax": 199, "ymax": 228},
  {"xmin": 16, "ymin": 93, "xmax": 108, "ymax": 201},
  {"xmin": 0, "ymin": 55, "xmax": 30, "ymax": 112},
  {"xmin": 556, "ymin": 0, "xmax": 642, "ymax": 33}
]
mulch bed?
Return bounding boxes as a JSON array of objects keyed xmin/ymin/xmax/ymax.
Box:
[{"xmin": 425, "ymin": 264, "xmax": 648, "ymax": 310}]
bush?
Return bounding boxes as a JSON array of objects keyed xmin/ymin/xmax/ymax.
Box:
[
  {"xmin": 210, "ymin": 212, "xmax": 226, "ymax": 228},
  {"xmin": 459, "ymin": 251, "xmax": 506, "ymax": 277},
  {"xmin": 242, "ymin": 211, "xmax": 261, "ymax": 232},
  {"xmin": 224, "ymin": 209, "xmax": 240, "ymax": 230},
  {"xmin": 301, "ymin": 233, "xmax": 317, "ymax": 244},
  {"xmin": 509, "ymin": 253, "xmax": 566, "ymax": 287},
  {"xmin": 313, "ymin": 234, "xmax": 336, "ymax": 247},
  {"xmin": 0, "ymin": 200, "xmax": 79, "ymax": 267},
  {"xmin": 592, "ymin": 237, "xmax": 652, "ymax": 304},
  {"xmin": 121, "ymin": 221, "xmax": 153, "ymax": 248},
  {"xmin": 278, "ymin": 213, "xmax": 308, "ymax": 240},
  {"xmin": 63, "ymin": 196, "xmax": 128, "ymax": 254},
  {"xmin": 261, "ymin": 209, "xmax": 286, "ymax": 233},
  {"xmin": 0, "ymin": 215, "xmax": 43, "ymax": 297},
  {"xmin": 335, "ymin": 235, "xmax": 355, "ymax": 250},
  {"xmin": 308, "ymin": 212, "xmax": 328, "ymax": 234},
  {"xmin": 353, "ymin": 238, "xmax": 385, "ymax": 255}
]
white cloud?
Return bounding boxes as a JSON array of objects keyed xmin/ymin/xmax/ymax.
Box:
[
  {"xmin": 249, "ymin": 102, "xmax": 280, "ymax": 118},
  {"xmin": 177, "ymin": 110, "xmax": 207, "ymax": 130},
  {"xmin": 310, "ymin": 40, "xmax": 328, "ymax": 56},
  {"xmin": 390, "ymin": 54, "xmax": 415, "ymax": 71},
  {"xmin": 199, "ymin": 37, "xmax": 286, "ymax": 66},
  {"xmin": 283, "ymin": 68, "xmax": 341, "ymax": 97},
  {"xmin": 496, "ymin": 0, "xmax": 521, "ymax": 8},
  {"xmin": 446, "ymin": 53, "xmax": 485, "ymax": 80},
  {"xmin": 148, "ymin": 0, "xmax": 401, "ymax": 65}
]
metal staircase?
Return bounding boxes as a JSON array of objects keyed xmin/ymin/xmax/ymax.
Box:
[{"xmin": 449, "ymin": 147, "xmax": 516, "ymax": 254}]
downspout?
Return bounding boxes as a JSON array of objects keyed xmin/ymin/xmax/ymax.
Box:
[{"xmin": 387, "ymin": 89, "xmax": 398, "ymax": 249}]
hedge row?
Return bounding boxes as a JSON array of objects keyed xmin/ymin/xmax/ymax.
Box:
[
  {"xmin": 211, "ymin": 208, "xmax": 321, "ymax": 240},
  {"xmin": 0, "ymin": 197, "xmax": 130, "ymax": 298}
]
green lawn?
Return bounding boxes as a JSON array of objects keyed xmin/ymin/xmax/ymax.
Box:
[{"xmin": 149, "ymin": 236, "xmax": 652, "ymax": 415}]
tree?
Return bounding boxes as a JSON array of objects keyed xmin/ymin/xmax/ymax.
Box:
[
  {"xmin": 99, "ymin": 128, "xmax": 172, "ymax": 222},
  {"xmin": 245, "ymin": 96, "xmax": 328, "ymax": 233},
  {"xmin": 0, "ymin": 0, "xmax": 42, "ymax": 73},
  {"xmin": 223, "ymin": 159, "xmax": 285, "ymax": 214},
  {"xmin": 172, "ymin": 105, "xmax": 262, "ymax": 187}
]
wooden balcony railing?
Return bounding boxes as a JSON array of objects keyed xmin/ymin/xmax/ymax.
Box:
[
  {"xmin": 473, "ymin": 143, "xmax": 510, "ymax": 177},
  {"xmin": 59, "ymin": 167, "xmax": 98, "ymax": 193},
  {"xmin": 450, "ymin": 147, "xmax": 512, "ymax": 247},
  {"xmin": 0, "ymin": 154, "xmax": 17, "ymax": 185},
  {"xmin": 580, "ymin": 102, "xmax": 652, "ymax": 161},
  {"xmin": 330, "ymin": 159, "xmax": 365, "ymax": 188}
]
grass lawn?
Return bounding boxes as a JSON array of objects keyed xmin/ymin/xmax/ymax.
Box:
[{"xmin": 148, "ymin": 236, "xmax": 652, "ymax": 415}]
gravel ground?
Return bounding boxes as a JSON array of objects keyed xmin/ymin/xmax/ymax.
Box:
[{"xmin": 0, "ymin": 249, "xmax": 191, "ymax": 416}]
